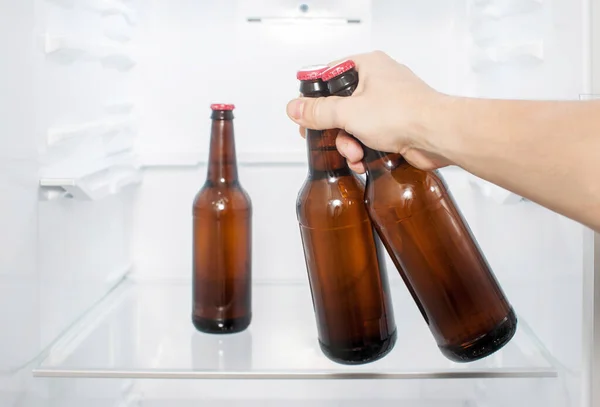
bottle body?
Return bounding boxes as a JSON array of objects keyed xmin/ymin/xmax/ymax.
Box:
[
  {"xmin": 297, "ymin": 128, "xmax": 396, "ymax": 365},
  {"xmin": 192, "ymin": 106, "xmax": 252, "ymax": 334},
  {"xmin": 364, "ymin": 151, "xmax": 516, "ymax": 362},
  {"xmin": 321, "ymin": 61, "xmax": 516, "ymax": 362}
]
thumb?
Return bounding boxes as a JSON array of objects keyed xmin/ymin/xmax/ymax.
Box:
[{"xmin": 286, "ymin": 96, "xmax": 350, "ymax": 130}]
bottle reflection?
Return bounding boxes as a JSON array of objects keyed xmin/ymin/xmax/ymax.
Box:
[{"xmin": 191, "ymin": 330, "xmax": 253, "ymax": 371}]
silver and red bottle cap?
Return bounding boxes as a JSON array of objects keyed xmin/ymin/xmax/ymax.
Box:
[
  {"xmin": 321, "ymin": 60, "xmax": 356, "ymax": 82},
  {"xmin": 296, "ymin": 65, "xmax": 329, "ymax": 81},
  {"xmin": 210, "ymin": 103, "xmax": 235, "ymax": 111}
]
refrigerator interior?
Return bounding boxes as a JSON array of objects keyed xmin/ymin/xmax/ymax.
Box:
[{"xmin": 0, "ymin": 0, "xmax": 598, "ymax": 406}]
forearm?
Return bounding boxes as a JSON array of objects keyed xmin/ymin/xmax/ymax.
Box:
[{"xmin": 437, "ymin": 97, "xmax": 600, "ymax": 231}]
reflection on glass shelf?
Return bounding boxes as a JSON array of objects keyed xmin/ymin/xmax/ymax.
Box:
[{"xmin": 33, "ymin": 279, "xmax": 556, "ymax": 379}]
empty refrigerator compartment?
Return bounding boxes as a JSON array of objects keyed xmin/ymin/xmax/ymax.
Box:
[{"xmin": 33, "ymin": 279, "xmax": 556, "ymax": 379}]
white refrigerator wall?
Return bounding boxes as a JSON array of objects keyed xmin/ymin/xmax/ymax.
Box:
[
  {"xmin": 0, "ymin": 0, "xmax": 596, "ymax": 406},
  {"xmin": 1, "ymin": 0, "xmax": 140, "ymax": 401},
  {"xmin": 0, "ymin": 0, "xmax": 39, "ymax": 391},
  {"xmin": 35, "ymin": 0, "xmax": 139, "ymax": 361}
]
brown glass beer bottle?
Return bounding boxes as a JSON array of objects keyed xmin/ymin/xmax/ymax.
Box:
[
  {"xmin": 192, "ymin": 103, "xmax": 252, "ymax": 334},
  {"xmin": 322, "ymin": 61, "xmax": 517, "ymax": 362},
  {"xmin": 296, "ymin": 66, "xmax": 397, "ymax": 364}
]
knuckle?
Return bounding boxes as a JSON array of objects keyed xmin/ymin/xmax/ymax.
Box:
[
  {"xmin": 312, "ymin": 97, "xmax": 335, "ymax": 126},
  {"xmin": 310, "ymin": 98, "xmax": 322, "ymax": 121},
  {"xmin": 371, "ymin": 50, "xmax": 387, "ymax": 59}
]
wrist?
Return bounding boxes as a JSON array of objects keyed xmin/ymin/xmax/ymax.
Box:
[{"xmin": 418, "ymin": 93, "xmax": 467, "ymax": 163}]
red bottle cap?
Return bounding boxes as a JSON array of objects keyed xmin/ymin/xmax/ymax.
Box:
[
  {"xmin": 210, "ymin": 103, "xmax": 235, "ymax": 111},
  {"xmin": 321, "ymin": 60, "xmax": 356, "ymax": 82},
  {"xmin": 296, "ymin": 65, "xmax": 329, "ymax": 81}
]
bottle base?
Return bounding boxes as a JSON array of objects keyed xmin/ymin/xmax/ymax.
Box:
[
  {"xmin": 439, "ymin": 308, "xmax": 518, "ymax": 363},
  {"xmin": 192, "ymin": 314, "xmax": 252, "ymax": 334},
  {"xmin": 318, "ymin": 329, "xmax": 397, "ymax": 365}
]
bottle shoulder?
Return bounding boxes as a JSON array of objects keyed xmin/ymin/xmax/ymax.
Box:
[
  {"xmin": 296, "ymin": 174, "xmax": 369, "ymax": 225},
  {"xmin": 366, "ymin": 166, "xmax": 449, "ymax": 209},
  {"xmin": 193, "ymin": 183, "xmax": 252, "ymax": 214}
]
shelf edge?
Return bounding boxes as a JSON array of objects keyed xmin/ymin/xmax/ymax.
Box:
[{"xmin": 31, "ymin": 368, "xmax": 558, "ymax": 380}]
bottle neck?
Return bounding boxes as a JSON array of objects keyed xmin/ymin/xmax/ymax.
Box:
[
  {"xmin": 363, "ymin": 146, "xmax": 406, "ymax": 180},
  {"xmin": 299, "ymin": 79, "xmax": 345, "ymax": 179},
  {"xmin": 207, "ymin": 113, "xmax": 238, "ymax": 184},
  {"xmin": 306, "ymin": 128, "xmax": 350, "ymax": 179}
]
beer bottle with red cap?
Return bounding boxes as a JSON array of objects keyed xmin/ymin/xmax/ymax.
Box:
[
  {"xmin": 296, "ymin": 65, "xmax": 397, "ymax": 364},
  {"xmin": 322, "ymin": 61, "xmax": 517, "ymax": 362},
  {"xmin": 192, "ymin": 103, "xmax": 252, "ymax": 334}
]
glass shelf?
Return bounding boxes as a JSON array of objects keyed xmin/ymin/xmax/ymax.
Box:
[{"xmin": 33, "ymin": 279, "xmax": 557, "ymax": 379}]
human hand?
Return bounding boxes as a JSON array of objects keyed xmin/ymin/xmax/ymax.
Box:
[{"xmin": 287, "ymin": 51, "xmax": 454, "ymax": 173}]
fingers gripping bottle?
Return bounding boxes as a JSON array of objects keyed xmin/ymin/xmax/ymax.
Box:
[
  {"xmin": 192, "ymin": 104, "xmax": 252, "ymax": 334},
  {"xmin": 296, "ymin": 65, "xmax": 397, "ymax": 364},
  {"xmin": 322, "ymin": 60, "xmax": 517, "ymax": 363}
]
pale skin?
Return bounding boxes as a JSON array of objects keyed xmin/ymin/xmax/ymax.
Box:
[{"xmin": 286, "ymin": 51, "xmax": 600, "ymax": 233}]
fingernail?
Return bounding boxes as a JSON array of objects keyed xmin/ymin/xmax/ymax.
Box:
[{"xmin": 289, "ymin": 100, "xmax": 304, "ymax": 120}]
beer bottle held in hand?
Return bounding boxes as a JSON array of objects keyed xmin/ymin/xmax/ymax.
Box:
[
  {"xmin": 322, "ymin": 61, "xmax": 517, "ymax": 362},
  {"xmin": 192, "ymin": 103, "xmax": 252, "ymax": 334},
  {"xmin": 296, "ymin": 66, "xmax": 397, "ymax": 365}
]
